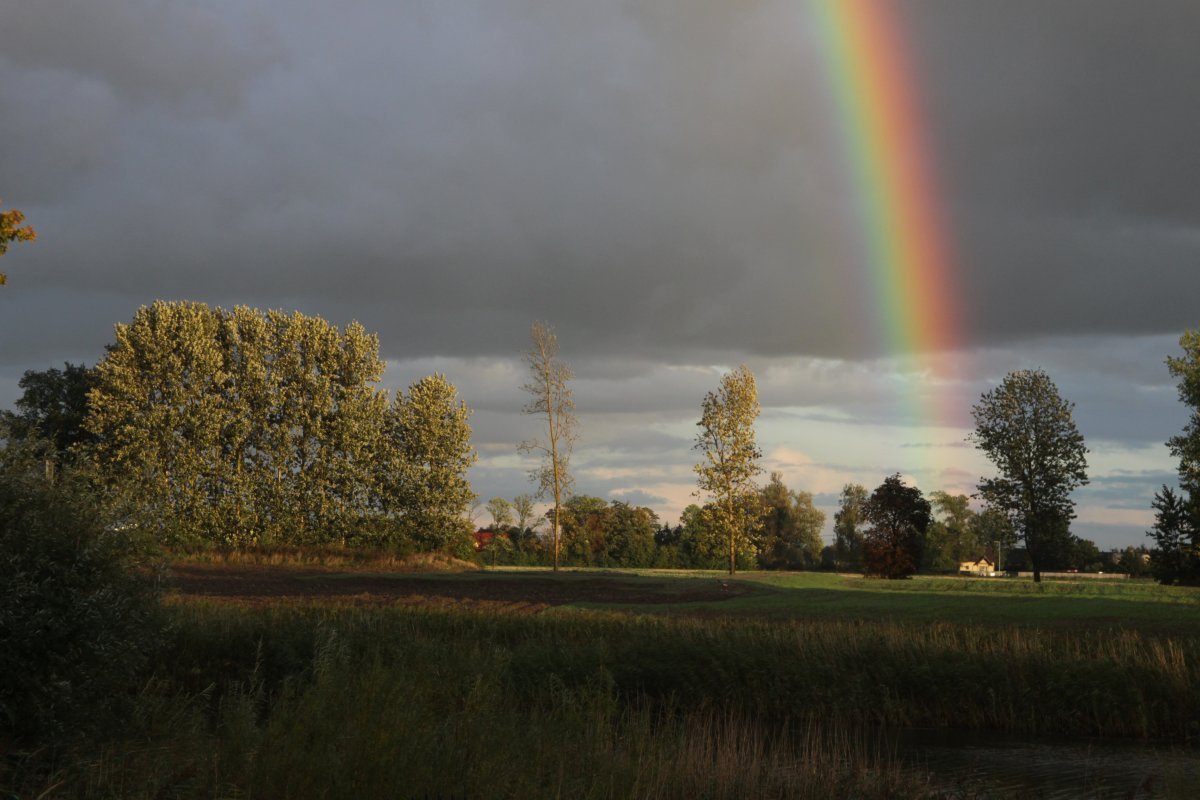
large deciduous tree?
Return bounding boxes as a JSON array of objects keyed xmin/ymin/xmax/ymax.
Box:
[
  {"xmin": 694, "ymin": 365, "xmax": 763, "ymax": 575},
  {"xmin": 380, "ymin": 374, "xmax": 477, "ymax": 553},
  {"xmin": 970, "ymin": 369, "xmax": 1088, "ymax": 583},
  {"xmin": 862, "ymin": 474, "xmax": 930, "ymax": 579},
  {"xmin": 85, "ymin": 301, "xmax": 480, "ymax": 549},
  {"xmin": 1148, "ymin": 330, "xmax": 1200, "ymax": 585},
  {"xmin": 1146, "ymin": 485, "xmax": 1199, "ymax": 585},
  {"xmin": 512, "ymin": 494, "xmax": 536, "ymax": 532},
  {"xmin": 1, "ymin": 363, "xmax": 96, "ymax": 475},
  {"xmin": 486, "ymin": 497, "xmax": 514, "ymax": 530},
  {"xmin": 519, "ymin": 321, "xmax": 577, "ymax": 571}
]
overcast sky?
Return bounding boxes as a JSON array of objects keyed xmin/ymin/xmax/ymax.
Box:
[{"xmin": 3, "ymin": 0, "xmax": 1198, "ymax": 548}]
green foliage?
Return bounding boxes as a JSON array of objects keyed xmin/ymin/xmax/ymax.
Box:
[
  {"xmin": 694, "ymin": 365, "xmax": 763, "ymax": 574},
  {"xmin": 554, "ymin": 496, "xmax": 659, "ymax": 567},
  {"xmin": 78, "ymin": 302, "xmax": 476, "ymax": 552},
  {"xmin": 1167, "ymin": 329, "xmax": 1200, "ymax": 496},
  {"xmin": 921, "ymin": 491, "xmax": 982, "ymax": 572},
  {"xmin": 1150, "ymin": 331, "xmax": 1200, "ymax": 586},
  {"xmin": 757, "ymin": 472, "xmax": 825, "ymax": 569},
  {"xmin": 486, "ymin": 496, "xmax": 514, "ymax": 529},
  {"xmin": 833, "ymin": 483, "xmax": 868, "ymax": 570},
  {"xmin": 862, "ymin": 474, "xmax": 930, "ymax": 579},
  {"xmin": 511, "ymin": 493, "xmax": 536, "ymax": 531},
  {"xmin": 0, "ymin": 441, "xmax": 163, "ymax": 746},
  {"xmin": 971, "ymin": 369, "xmax": 1089, "ymax": 582},
  {"xmin": 676, "ymin": 502, "xmax": 756, "ymax": 570},
  {"xmin": 1, "ymin": 363, "xmax": 96, "ymax": 461},
  {"xmin": 1148, "ymin": 485, "xmax": 1200, "ymax": 585},
  {"xmin": 377, "ymin": 374, "xmax": 477, "ymax": 550}
]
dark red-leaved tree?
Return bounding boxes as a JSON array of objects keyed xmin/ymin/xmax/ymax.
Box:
[{"xmin": 862, "ymin": 474, "xmax": 931, "ymax": 579}]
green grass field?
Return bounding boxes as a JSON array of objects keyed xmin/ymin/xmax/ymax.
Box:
[{"xmin": 313, "ymin": 566, "xmax": 1200, "ymax": 634}]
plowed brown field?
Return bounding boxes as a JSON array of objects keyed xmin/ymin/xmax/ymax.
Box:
[{"xmin": 168, "ymin": 563, "xmax": 751, "ymax": 612}]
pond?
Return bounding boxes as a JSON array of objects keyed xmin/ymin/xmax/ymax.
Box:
[{"xmin": 897, "ymin": 728, "xmax": 1200, "ymax": 799}]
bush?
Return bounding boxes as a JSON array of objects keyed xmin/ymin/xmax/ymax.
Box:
[{"xmin": 0, "ymin": 440, "xmax": 165, "ymax": 746}]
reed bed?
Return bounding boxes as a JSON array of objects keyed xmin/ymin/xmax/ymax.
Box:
[{"xmin": 10, "ymin": 600, "xmax": 1197, "ymax": 798}]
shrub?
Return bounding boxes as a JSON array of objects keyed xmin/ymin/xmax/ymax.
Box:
[{"xmin": 0, "ymin": 439, "xmax": 165, "ymax": 745}]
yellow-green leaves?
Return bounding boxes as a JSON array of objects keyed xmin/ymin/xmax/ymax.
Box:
[
  {"xmin": 86, "ymin": 302, "xmax": 397, "ymax": 547},
  {"xmin": 381, "ymin": 374, "xmax": 477, "ymax": 551},
  {"xmin": 694, "ymin": 365, "xmax": 763, "ymax": 574}
]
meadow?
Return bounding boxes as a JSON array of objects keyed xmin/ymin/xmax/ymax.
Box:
[{"xmin": 10, "ymin": 566, "xmax": 1200, "ymax": 799}]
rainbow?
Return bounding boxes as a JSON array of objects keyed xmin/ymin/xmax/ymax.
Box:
[{"xmin": 811, "ymin": 0, "xmax": 965, "ymax": 431}]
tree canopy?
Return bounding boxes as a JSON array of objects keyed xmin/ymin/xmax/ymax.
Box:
[
  {"xmin": 970, "ymin": 369, "xmax": 1088, "ymax": 582},
  {"xmin": 833, "ymin": 483, "xmax": 868, "ymax": 570},
  {"xmin": 694, "ymin": 365, "xmax": 763, "ymax": 575},
  {"xmin": 83, "ymin": 301, "xmax": 475, "ymax": 550},
  {"xmin": 861, "ymin": 474, "xmax": 930, "ymax": 579},
  {"xmin": 1149, "ymin": 330, "xmax": 1200, "ymax": 585},
  {"xmin": 758, "ymin": 472, "xmax": 825, "ymax": 569}
]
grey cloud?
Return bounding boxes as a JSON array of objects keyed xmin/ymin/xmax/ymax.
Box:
[
  {"xmin": 908, "ymin": 1, "xmax": 1200, "ymax": 344},
  {"xmin": 1, "ymin": 0, "xmax": 1193, "ymax": 546},
  {"xmin": 610, "ymin": 490, "xmax": 669, "ymax": 509},
  {"xmin": 0, "ymin": 0, "xmax": 278, "ymax": 109},
  {"xmin": 6, "ymin": 1, "xmax": 1200, "ymax": 365}
]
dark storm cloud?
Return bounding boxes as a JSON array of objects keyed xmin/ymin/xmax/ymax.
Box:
[
  {"xmin": 3, "ymin": 1, "xmax": 1198, "ymax": 369},
  {"xmin": 906, "ymin": 0, "xmax": 1200, "ymax": 343}
]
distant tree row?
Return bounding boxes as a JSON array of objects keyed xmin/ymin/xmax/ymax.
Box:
[
  {"xmin": 3, "ymin": 301, "xmax": 477, "ymax": 552},
  {"xmin": 691, "ymin": 363, "xmax": 1093, "ymax": 581},
  {"xmin": 477, "ymin": 473, "xmax": 824, "ymax": 571}
]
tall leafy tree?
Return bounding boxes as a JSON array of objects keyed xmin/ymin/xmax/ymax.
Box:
[
  {"xmin": 1147, "ymin": 330, "xmax": 1200, "ymax": 585},
  {"xmin": 1, "ymin": 363, "xmax": 97, "ymax": 474},
  {"xmin": 678, "ymin": 503, "xmax": 729, "ymax": 569},
  {"xmin": 512, "ymin": 494, "xmax": 536, "ymax": 532},
  {"xmin": 86, "ymin": 302, "xmax": 393, "ymax": 546},
  {"xmin": 556, "ymin": 495, "xmax": 609, "ymax": 565},
  {"xmin": 0, "ymin": 201, "xmax": 37, "ymax": 285},
  {"xmin": 833, "ymin": 483, "xmax": 868, "ymax": 570},
  {"xmin": 519, "ymin": 321, "xmax": 577, "ymax": 571},
  {"xmin": 381, "ymin": 374, "xmax": 477, "ymax": 553},
  {"xmin": 970, "ymin": 369, "xmax": 1089, "ymax": 583},
  {"xmin": 486, "ymin": 497, "xmax": 514, "ymax": 530},
  {"xmin": 87, "ymin": 301, "xmax": 228, "ymax": 542},
  {"xmin": 862, "ymin": 474, "xmax": 930, "ymax": 579},
  {"xmin": 694, "ymin": 365, "xmax": 763, "ymax": 575},
  {"xmin": 758, "ymin": 472, "xmax": 825, "ymax": 569},
  {"xmin": 1147, "ymin": 485, "xmax": 1200, "ymax": 585},
  {"xmin": 603, "ymin": 501, "xmax": 658, "ymax": 568}
]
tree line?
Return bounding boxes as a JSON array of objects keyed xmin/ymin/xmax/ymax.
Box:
[
  {"xmin": 476, "ymin": 470, "xmax": 826, "ymax": 570},
  {"xmin": 5, "ymin": 306, "xmax": 1200, "ymax": 581}
]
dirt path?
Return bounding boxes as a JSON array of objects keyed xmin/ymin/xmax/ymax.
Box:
[{"xmin": 167, "ymin": 563, "xmax": 751, "ymax": 612}]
